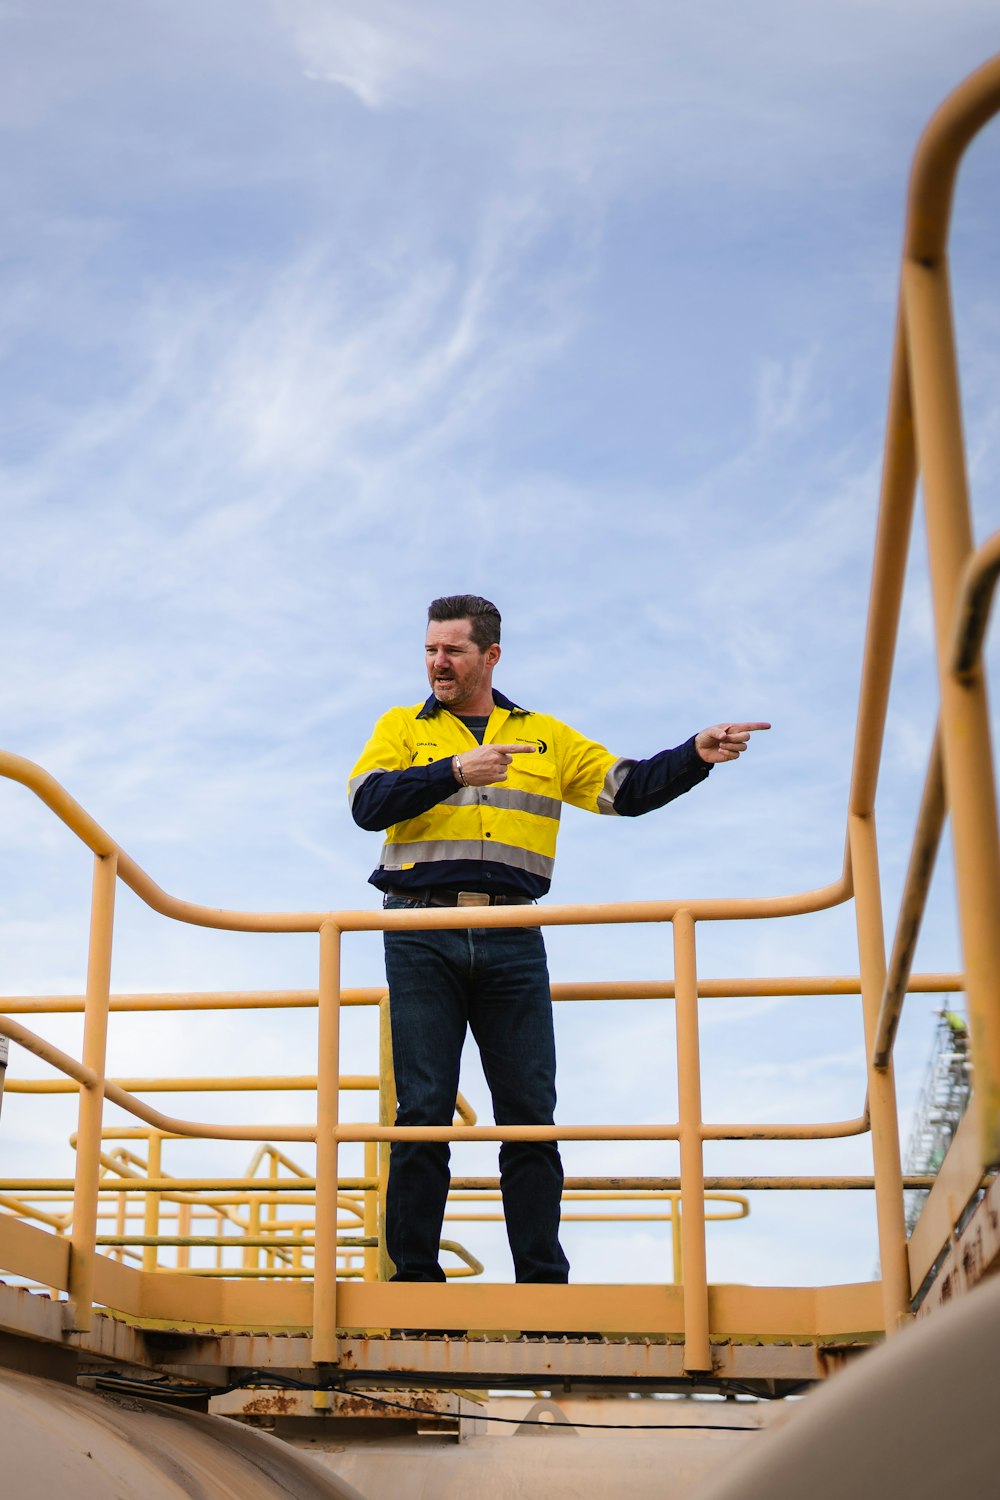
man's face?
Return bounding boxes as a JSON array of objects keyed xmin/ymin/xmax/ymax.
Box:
[{"xmin": 425, "ymin": 618, "xmax": 499, "ymax": 709}]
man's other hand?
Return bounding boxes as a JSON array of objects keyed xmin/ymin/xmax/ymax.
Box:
[
  {"xmin": 695, "ymin": 723, "xmax": 771, "ymax": 764},
  {"xmin": 455, "ymin": 744, "xmax": 537, "ymax": 785}
]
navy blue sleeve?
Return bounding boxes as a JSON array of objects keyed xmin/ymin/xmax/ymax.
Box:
[
  {"xmin": 351, "ymin": 758, "xmax": 458, "ymax": 832},
  {"xmin": 612, "ymin": 735, "xmax": 711, "ymax": 817}
]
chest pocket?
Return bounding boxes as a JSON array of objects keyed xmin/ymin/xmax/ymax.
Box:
[{"xmin": 508, "ymin": 751, "xmax": 559, "ymax": 804}]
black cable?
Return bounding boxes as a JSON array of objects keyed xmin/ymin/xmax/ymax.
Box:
[
  {"xmin": 315, "ymin": 1386, "xmax": 766, "ymax": 1431},
  {"xmin": 90, "ymin": 1369, "xmax": 768, "ymax": 1431}
]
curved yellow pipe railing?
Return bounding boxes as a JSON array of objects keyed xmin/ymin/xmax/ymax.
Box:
[{"xmin": 0, "ymin": 747, "xmax": 849, "ymax": 933}]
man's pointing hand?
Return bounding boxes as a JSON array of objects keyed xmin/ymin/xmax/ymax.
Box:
[
  {"xmin": 454, "ymin": 744, "xmax": 536, "ymax": 786},
  {"xmin": 695, "ymin": 723, "xmax": 771, "ymax": 765}
]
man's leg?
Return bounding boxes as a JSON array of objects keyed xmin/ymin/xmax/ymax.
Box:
[
  {"xmin": 383, "ymin": 920, "xmax": 469, "ymax": 1281},
  {"xmin": 468, "ymin": 924, "xmax": 569, "ymax": 1283}
]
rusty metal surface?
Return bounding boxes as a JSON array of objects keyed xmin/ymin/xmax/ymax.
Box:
[
  {"xmin": 907, "ymin": 1106, "xmax": 989, "ymax": 1292},
  {"xmin": 0, "ymin": 1280, "xmax": 876, "ymax": 1397},
  {"xmin": 197, "ymin": 1332, "xmax": 865, "ymax": 1393},
  {"xmin": 211, "ymin": 1384, "xmax": 485, "ymax": 1435},
  {"xmin": 212, "ymin": 1388, "xmax": 792, "ymax": 1437},
  {"xmin": 0, "ymin": 1364, "xmax": 366, "ymax": 1499},
  {"xmin": 915, "ymin": 1172, "xmax": 1000, "ymax": 1317}
]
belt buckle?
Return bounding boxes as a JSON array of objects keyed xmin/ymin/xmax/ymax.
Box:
[{"xmin": 456, "ymin": 891, "xmax": 490, "ymax": 907}]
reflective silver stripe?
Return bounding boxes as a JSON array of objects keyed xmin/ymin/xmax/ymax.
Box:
[
  {"xmin": 490, "ymin": 787, "xmax": 562, "ymax": 820},
  {"xmin": 442, "ymin": 788, "xmax": 478, "ymax": 807},
  {"xmin": 443, "ymin": 787, "xmax": 562, "ymax": 820},
  {"xmin": 348, "ymin": 767, "xmax": 390, "ymax": 811},
  {"xmin": 380, "ymin": 839, "xmax": 555, "ymax": 880},
  {"xmin": 597, "ymin": 757, "xmax": 637, "ymax": 816}
]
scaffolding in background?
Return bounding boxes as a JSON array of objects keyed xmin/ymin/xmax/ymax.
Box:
[{"xmin": 904, "ymin": 1008, "xmax": 972, "ymax": 1234}]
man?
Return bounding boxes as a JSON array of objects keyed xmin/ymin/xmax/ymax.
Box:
[{"xmin": 348, "ymin": 594, "xmax": 769, "ymax": 1283}]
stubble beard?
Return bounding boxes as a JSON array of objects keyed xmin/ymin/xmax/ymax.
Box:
[{"xmin": 433, "ymin": 664, "xmax": 482, "ymax": 710}]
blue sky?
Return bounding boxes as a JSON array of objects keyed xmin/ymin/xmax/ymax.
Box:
[{"xmin": 2, "ymin": 3, "xmax": 999, "ymax": 1288}]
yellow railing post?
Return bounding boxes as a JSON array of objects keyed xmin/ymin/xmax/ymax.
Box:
[
  {"xmin": 363, "ymin": 1140, "xmax": 378, "ymax": 1281},
  {"xmin": 114, "ymin": 1179, "xmax": 127, "ymax": 1263},
  {"xmin": 66, "ymin": 850, "xmax": 117, "ymax": 1331},
  {"xmin": 904, "ymin": 254, "xmax": 1000, "ymax": 1167},
  {"xmin": 267, "ymin": 1147, "xmax": 279, "ymax": 1272},
  {"xmin": 312, "ymin": 920, "xmax": 342, "ymax": 1364},
  {"xmin": 673, "ymin": 910, "xmax": 711, "ymax": 1372},
  {"xmin": 176, "ymin": 1201, "xmax": 191, "ymax": 1270},
  {"xmin": 670, "ymin": 1194, "xmax": 683, "ymax": 1285},
  {"xmin": 849, "ymin": 812, "xmax": 910, "ymax": 1331},
  {"xmin": 243, "ymin": 1196, "xmax": 261, "ymax": 1272},
  {"xmin": 377, "ymin": 989, "xmax": 396, "ymax": 1282},
  {"xmin": 141, "ymin": 1132, "xmax": 162, "ymax": 1273}
]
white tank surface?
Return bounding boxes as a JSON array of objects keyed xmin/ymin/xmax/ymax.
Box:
[
  {"xmin": 694, "ymin": 1270, "xmax": 1000, "ymax": 1500},
  {"xmin": 288, "ymin": 1404, "xmax": 775, "ymax": 1500},
  {"xmin": 303, "ymin": 1432, "xmax": 754, "ymax": 1500},
  {"xmin": 0, "ymin": 1365, "xmax": 366, "ymax": 1500}
]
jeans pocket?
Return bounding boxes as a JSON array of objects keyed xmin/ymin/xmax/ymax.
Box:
[{"xmin": 383, "ymin": 895, "xmax": 428, "ymax": 910}]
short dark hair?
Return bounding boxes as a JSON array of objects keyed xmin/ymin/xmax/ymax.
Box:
[{"xmin": 427, "ymin": 595, "xmax": 501, "ymax": 651}]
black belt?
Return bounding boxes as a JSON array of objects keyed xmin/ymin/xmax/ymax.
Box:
[{"xmin": 384, "ymin": 887, "xmax": 534, "ymax": 907}]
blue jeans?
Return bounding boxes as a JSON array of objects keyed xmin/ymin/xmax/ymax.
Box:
[{"xmin": 383, "ymin": 899, "xmax": 569, "ymax": 1283}]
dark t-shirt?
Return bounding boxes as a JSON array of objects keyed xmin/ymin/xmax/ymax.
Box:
[{"xmin": 456, "ymin": 714, "xmax": 490, "ymax": 744}]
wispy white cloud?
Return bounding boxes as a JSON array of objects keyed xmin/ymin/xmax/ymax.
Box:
[
  {"xmin": 270, "ymin": 0, "xmax": 1000, "ymax": 199},
  {"xmin": 275, "ymin": 3, "xmax": 425, "ymax": 108}
]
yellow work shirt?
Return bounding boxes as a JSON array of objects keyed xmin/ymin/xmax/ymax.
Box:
[{"xmin": 348, "ymin": 689, "xmax": 632, "ymax": 897}]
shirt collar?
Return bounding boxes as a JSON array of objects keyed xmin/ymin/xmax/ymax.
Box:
[{"xmin": 417, "ymin": 688, "xmax": 528, "ymax": 720}]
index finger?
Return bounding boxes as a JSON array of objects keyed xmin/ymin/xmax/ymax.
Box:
[
  {"xmin": 725, "ymin": 722, "xmax": 771, "ymax": 733},
  {"xmin": 494, "ymin": 743, "xmax": 537, "ymax": 753}
]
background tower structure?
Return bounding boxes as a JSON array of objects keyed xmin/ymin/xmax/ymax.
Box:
[{"xmin": 904, "ymin": 1008, "xmax": 972, "ymax": 1234}]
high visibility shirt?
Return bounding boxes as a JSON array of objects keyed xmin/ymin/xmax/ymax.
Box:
[{"xmin": 348, "ymin": 690, "xmax": 711, "ymax": 899}]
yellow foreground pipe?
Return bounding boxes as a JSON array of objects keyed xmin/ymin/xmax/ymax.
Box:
[
  {"xmin": 906, "ymin": 251, "xmax": 1000, "ymax": 1166},
  {"xmin": 312, "ymin": 922, "xmax": 342, "ymax": 1365},
  {"xmin": 849, "ymin": 814, "xmax": 909, "ymax": 1332},
  {"xmin": 673, "ymin": 912, "xmax": 711, "ymax": 1373},
  {"xmin": 66, "ymin": 851, "xmax": 117, "ymax": 1333}
]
